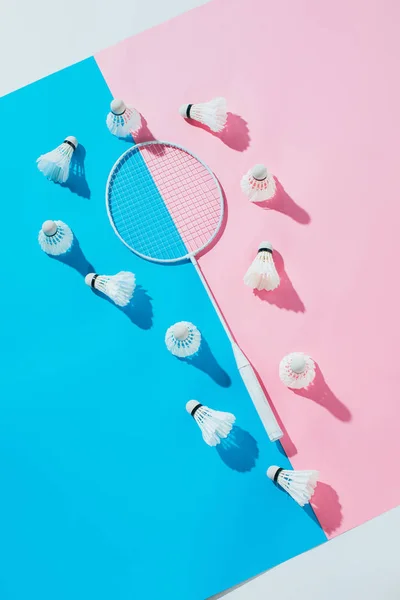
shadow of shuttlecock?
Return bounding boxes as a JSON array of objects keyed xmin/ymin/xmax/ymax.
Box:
[
  {"xmin": 253, "ymin": 249, "xmax": 305, "ymax": 313},
  {"xmin": 216, "ymin": 426, "xmax": 259, "ymax": 472},
  {"xmin": 179, "ymin": 337, "xmax": 231, "ymax": 388},
  {"xmin": 276, "ymin": 437, "xmax": 298, "ymax": 460},
  {"xmin": 292, "ymin": 364, "xmax": 351, "ymax": 422},
  {"xmin": 118, "ymin": 133, "xmax": 135, "ymax": 143},
  {"xmin": 61, "ymin": 144, "xmax": 91, "ymax": 199},
  {"xmin": 256, "ymin": 177, "xmax": 310, "ymax": 225},
  {"xmin": 122, "ymin": 285, "xmax": 153, "ymax": 330},
  {"xmin": 93, "ymin": 284, "xmax": 153, "ymax": 330},
  {"xmin": 94, "ymin": 285, "xmax": 153, "ymax": 329},
  {"xmin": 186, "ymin": 112, "xmax": 250, "ymax": 152},
  {"xmin": 306, "ymin": 482, "xmax": 343, "ymax": 535},
  {"xmin": 251, "ymin": 363, "xmax": 298, "ymax": 458},
  {"xmin": 219, "ymin": 113, "xmax": 250, "ymax": 151},
  {"xmin": 48, "ymin": 235, "xmax": 95, "ymax": 277},
  {"xmin": 120, "ymin": 115, "xmax": 167, "ymax": 156}
]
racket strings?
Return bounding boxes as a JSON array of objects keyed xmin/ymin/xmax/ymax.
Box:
[
  {"xmin": 143, "ymin": 146, "xmax": 221, "ymax": 252},
  {"xmin": 107, "ymin": 142, "xmax": 222, "ymax": 262}
]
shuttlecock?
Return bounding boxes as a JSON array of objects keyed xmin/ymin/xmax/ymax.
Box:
[
  {"xmin": 85, "ymin": 271, "xmax": 135, "ymax": 307},
  {"xmin": 244, "ymin": 241, "xmax": 280, "ymax": 291},
  {"xmin": 38, "ymin": 220, "xmax": 73, "ymax": 256},
  {"xmin": 279, "ymin": 352, "xmax": 316, "ymax": 389},
  {"xmin": 267, "ymin": 466, "xmax": 319, "ymax": 506},
  {"xmin": 165, "ymin": 321, "xmax": 201, "ymax": 358},
  {"xmin": 37, "ymin": 136, "xmax": 78, "ymax": 183},
  {"xmin": 179, "ymin": 97, "xmax": 227, "ymax": 132},
  {"xmin": 106, "ymin": 99, "xmax": 142, "ymax": 138},
  {"xmin": 186, "ymin": 400, "xmax": 235, "ymax": 446},
  {"xmin": 241, "ymin": 164, "xmax": 276, "ymax": 202}
]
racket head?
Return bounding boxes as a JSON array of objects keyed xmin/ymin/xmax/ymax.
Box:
[{"xmin": 105, "ymin": 141, "xmax": 224, "ymax": 263}]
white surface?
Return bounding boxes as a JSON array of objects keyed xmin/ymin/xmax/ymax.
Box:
[
  {"xmin": 213, "ymin": 507, "xmax": 400, "ymax": 599},
  {"xmin": 2, "ymin": 1, "xmax": 398, "ymax": 598},
  {"xmin": 0, "ymin": 0, "xmax": 211, "ymax": 97}
]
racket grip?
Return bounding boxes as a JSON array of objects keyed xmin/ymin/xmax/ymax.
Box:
[{"xmin": 232, "ymin": 343, "xmax": 283, "ymax": 442}]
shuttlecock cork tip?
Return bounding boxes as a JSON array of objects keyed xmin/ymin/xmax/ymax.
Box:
[
  {"xmin": 186, "ymin": 400, "xmax": 200, "ymax": 415},
  {"xmin": 42, "ymin": 220, "xmax": 58, "ymax": 237},
  {"xmin": 64, "ymin": 135, "xmax": 78, "ymax": 149},
  {"xmin": 179, "ymin": 104, "xmax": 190, "ymax": 118},
  {"xmin": 251, "ymin": 164, "xmax": 268, "ymax": 180},
  {"xmin": 290, "ymin": 353, "xmax": 307, "ymax": 374},
  {"xmin": 266, "ymin": 465, "xmax": 281, "ymax": 481},
  {"xmin": 111, "ymin": 99, "xmax": 126, "ymax": 115},
  {"xmin": 173, "ymin": 322, "xmax": 189, "ymax": 341},
  {"xmin": 259, "ymin": 241, "xmax": 273, "ymax": 252},
  {"xmin": 85, "ymin": 273, "xmax": 96, "ymax": 287}
]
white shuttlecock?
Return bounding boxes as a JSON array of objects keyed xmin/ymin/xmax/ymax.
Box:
[
  {"xmin": 241, "ymin": 164, "xmax": 276, "ymax": 202},
  {"xmin": 36, "ymin": 136, "xmax": 78, "ymax": 183},
  {"xmin": 106, "ymin": 99, "xmax": 141, "ymax": 138},
  {"xmin": 85, "ymin": 271, "xmax": 135, "ymax": 307},
  {"xmin": 244, "ymin": 241, "xmax": 280, "ymax": 291},
  {"xmin": 165, "ymin": 321, "xmax": 202, "ymax": 358},
  {"xmin": 179, "ymin": 97, "xmax": 227, "ymax": 132},
  {"xmin": 186, "ymin": 400, "xmax": 236, "ymax": 446},
  {"xmin": 279, "ymin": 352, "xmax": 316, "ymax": 389},
  {"xmin": 38, "ymin": 220, "xmax": 74, "ymax": 256},
  {"xmin": 267, "ymin": 466, "xmax": 319, "ymax": 506}
]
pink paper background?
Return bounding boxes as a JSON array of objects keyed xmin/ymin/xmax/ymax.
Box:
[{"xmin": 96, "ymin": 0, "xmax": 400, "ymax": 537}]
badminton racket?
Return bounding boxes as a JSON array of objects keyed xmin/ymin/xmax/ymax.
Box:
[{"xmin": 105, "ymin": 141, "xmax": 282, "ymax": 442}]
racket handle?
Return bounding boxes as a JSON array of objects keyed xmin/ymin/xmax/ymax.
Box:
[{"xmin": 232, "ymin": 343, "xmax": 283, "ymax": 442}]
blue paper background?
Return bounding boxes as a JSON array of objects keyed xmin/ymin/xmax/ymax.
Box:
[{"xmin": 0, "ymin": 58, "xmax": 326, "ymax": 600}]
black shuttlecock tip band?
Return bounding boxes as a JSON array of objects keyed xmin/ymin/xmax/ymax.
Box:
[
  {"xmin": 90, "ymin": 274, "xmax": 99, "ymax": 288},
  {"xmin": 111, "ymin": 109, "xmax": 126, "ymax": 116},
  {"xmin": 64, "ymin": 139, "xmax": 77, "ymax": 150},
  {"xmin": 190, "ymin": 402, "xmax": 202, "ymax": 417},
  {"xmin": 253, "ymin": 175, "xmax": 268, "ymax": 182},
  {"xmin": 258, "ymin": 247, "xmax": 273, "ymax": 254},
  {"xmin": 186, "ymin": 104, "xmax": 193, "ymax": 118},
  {"xmin": 274, "ymin": 467, "xmax": 283, "ymax": 482},
  {"xmin": 45, "ymin": 229, "xmax": 58, "ymax": 238}
]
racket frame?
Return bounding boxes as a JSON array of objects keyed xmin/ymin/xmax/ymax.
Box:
[{"xmin": 105, "ymin": 140, "xmax": 224, "ymax": 263}]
